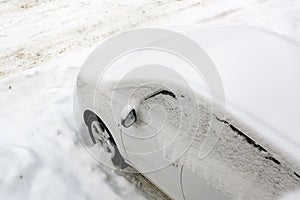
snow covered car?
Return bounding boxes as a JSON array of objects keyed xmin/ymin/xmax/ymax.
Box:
[{"xmin": 73, "ymin": 26, "xmax": 300, "ymax": 200}]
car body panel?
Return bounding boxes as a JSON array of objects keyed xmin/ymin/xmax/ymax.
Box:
[
  {"xmin": 75, "ymin": 26, "xmax": 300, "ymax": 200},
  {"xmin": 182, "ymin": 166, "xmax": 227, "ymax": 200}
]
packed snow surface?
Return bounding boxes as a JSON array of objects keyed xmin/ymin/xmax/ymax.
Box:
[{"xmin": 1, "ymin": 0, "xmax": 300, "ymax": 200}]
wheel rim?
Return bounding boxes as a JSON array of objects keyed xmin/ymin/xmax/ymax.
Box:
[{"xmin": 91, "ymin": 121, "xmax": 115, "ymax": 158}]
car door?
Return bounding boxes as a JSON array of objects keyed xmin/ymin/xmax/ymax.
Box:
[
  {"xmin": 181, "ymin": 166, "xmax": 229, "ymax": 200},
  {"xmin": 122, "ymin": 125, "xmax": 183, "ymax": 200}
]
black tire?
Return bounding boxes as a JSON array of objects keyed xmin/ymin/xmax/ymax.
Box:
[{"xmin": 85, "ymin": 112, "xmax": 129, "ymax": 169}]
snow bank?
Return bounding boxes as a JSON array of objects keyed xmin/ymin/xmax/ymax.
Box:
[{"xmin": 0, "ymin": 50, "xmax": 150, "ymax": 200}]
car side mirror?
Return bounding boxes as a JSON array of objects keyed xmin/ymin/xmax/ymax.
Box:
[{"xmin": 121, "ymin": 105, "xmax": 137, "ymax": 128}]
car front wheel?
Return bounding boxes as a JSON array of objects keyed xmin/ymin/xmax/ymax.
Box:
[{"xmin": 85, "ymin": 113, "xmax": 128, "ymax": 169}]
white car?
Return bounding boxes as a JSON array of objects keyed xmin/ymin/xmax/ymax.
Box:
[{"xmin": 73, "ymin": 26, "xmax": 300, "ymax": 200}]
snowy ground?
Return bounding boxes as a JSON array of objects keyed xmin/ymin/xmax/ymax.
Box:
[{"xmin": 0, "ymin": 0, "xmax": 300, "ymax": 200}]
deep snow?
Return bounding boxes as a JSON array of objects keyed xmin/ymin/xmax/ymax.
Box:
[{"xmin": 0, "ymin": 0, "xmax": 300, "ymax": 199}]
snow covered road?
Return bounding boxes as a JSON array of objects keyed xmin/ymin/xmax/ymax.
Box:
[
  {"xmin": 0, "ymin": 0, "xmax": 210, "ymax": 77},
  {"xmin": 1, "ymin": 0, "xmax": 300, "ymax": 199}
]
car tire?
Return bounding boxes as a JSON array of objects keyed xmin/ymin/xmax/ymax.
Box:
[{"xmin": 85, "ymin": 112, "xmax": 129, "ymax": 169}]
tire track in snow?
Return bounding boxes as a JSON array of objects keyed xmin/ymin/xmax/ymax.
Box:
[{"xmin": 0, "ymin": 0, "xmax": 211, "ymax": 77}]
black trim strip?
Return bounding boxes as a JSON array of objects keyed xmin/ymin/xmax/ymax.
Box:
[{"xmin": 144, "ymin": 89, "xmax": 177, "ymax": 100}]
